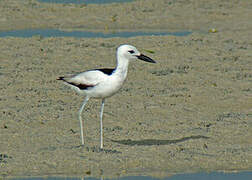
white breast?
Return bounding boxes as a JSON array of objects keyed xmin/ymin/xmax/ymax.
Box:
[{"xmin": 85, "ymin": 74, "xmax": 126, "ymax": 98}]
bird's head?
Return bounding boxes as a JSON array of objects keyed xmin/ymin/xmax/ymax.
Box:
[{"xmin": 117, "ymin": 44, "xmax": 156, "ymax": 63}]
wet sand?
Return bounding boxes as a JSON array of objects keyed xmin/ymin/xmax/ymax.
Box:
[{"xmin": 0, "ymin": 0, "xmax": 252, "ymax": 178}]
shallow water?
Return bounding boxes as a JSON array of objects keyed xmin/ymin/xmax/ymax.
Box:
[
  {"xmin": 38, "ymin": 0, "xmax": 134, "ymax": 4},
  {"xmin": 0, "ymin": 29, "xmax": 191, "ymax": 38},
  {"xmin": 10, "ymin": 171, "xmax": 252, "ymax": 180}
]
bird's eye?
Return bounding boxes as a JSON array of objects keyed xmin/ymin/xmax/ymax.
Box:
[{"xmin": 128, "ymin": 50, "xmax": 135, "ymax": 54}]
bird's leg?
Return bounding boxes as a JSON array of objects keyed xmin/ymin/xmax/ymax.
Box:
[
  {"xmin": 78, "ymin": 96, "xmax": 89, "ymax": 146},
  {"xmin": 100, "ymin": 99, "xmax": 105, "ymax": 149}
]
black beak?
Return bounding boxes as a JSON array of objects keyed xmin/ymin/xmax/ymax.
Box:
[{"xmin": 136, "ymin": 54, "xmax": 156, "ymax": 63}]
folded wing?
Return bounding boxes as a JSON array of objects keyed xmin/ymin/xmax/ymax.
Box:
[{"xmin": 57, "ymin": 70, "xmax": 108, "ymax": 90}]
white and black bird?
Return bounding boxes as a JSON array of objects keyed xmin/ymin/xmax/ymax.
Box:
[{"xmin": 57, "ymin": 44, "xmax": 156, "ymax": 149}]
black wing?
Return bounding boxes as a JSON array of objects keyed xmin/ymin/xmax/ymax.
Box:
[
  {"xmin": 95, "ymin": 68, "xmax": 115, "ymax": 75},
  {"xmin": 57, "ymin": 76, "xmax": 95, "ymax": 90}
]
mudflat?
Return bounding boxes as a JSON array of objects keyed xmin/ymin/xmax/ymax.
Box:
[{"xmin": 0, "ymin": 0, "xmax": 251, "ymax": 178}]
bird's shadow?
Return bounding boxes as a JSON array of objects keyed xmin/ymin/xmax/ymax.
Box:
[{"xmin": 111, "ymin": 135, "xmax": 209, "ymax": 146}]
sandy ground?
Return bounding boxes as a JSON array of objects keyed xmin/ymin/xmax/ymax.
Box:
[{"xmin": 0, "ymin": 0, "xmax": 252, "ymax": 178}]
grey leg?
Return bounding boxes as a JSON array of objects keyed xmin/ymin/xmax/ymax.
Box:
[
  {"xmin": 78, "ymin": 96, "xmax": 89, "ymax": 145},
  {"xmin": 100, "ymin": 99, "xmax": 105, "ymax": 149}
]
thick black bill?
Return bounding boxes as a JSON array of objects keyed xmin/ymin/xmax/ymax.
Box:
[{"xmin": 137, "ymin": 54, "xmax": 156, "ymax": 63}]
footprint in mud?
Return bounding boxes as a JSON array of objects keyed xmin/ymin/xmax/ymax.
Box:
[{"xmin": 0, "ymin": 154, "xmax": 12, "ymax": 163}]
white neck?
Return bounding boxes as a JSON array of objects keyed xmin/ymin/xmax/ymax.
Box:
[{"xmin": 113, "ymin": 54, "xmax": 129, "ymax": 80}]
